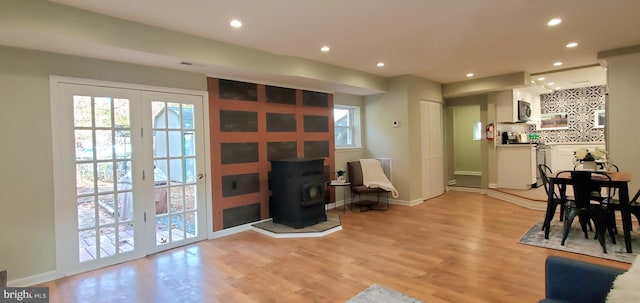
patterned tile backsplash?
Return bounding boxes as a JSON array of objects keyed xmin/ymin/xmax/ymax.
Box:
[{"xmin": 498, "ymin": 85, "xmax": 606, "ymax": 144}]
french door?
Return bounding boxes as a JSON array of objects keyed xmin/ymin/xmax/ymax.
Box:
[{"xmin": 51, "ymin": 78, "xmax": 208, "ymax": 275}]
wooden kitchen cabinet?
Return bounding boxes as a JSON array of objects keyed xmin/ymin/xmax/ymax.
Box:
[{"xmin": 497, "ymin": 144, "xmax": 537, "ymax": 189}]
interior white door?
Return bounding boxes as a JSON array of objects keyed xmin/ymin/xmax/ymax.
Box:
[
  {"xmin": 52, "ymin": 79, "xmax": 207, "ymax": 275},
  {"xmin": 420, "ymin": 101, "xmax": 445, "ymax": 200}
]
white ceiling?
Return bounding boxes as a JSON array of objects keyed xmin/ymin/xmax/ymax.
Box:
[{"xmin": 36, "ymin": 0, "xmax": 640, "ymax": 90}]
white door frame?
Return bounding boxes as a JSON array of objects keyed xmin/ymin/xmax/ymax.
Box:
[{"xmin": 50, "ymin": 76, "xmax": 212, "ymax": 277}]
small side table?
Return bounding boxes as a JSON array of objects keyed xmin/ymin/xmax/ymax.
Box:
[{"xmin": 327, "ymin": 181, "xmax": 351, "ymax": 213}]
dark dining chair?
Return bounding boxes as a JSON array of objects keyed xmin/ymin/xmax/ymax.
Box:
[
  {"xmin": 562, "ymin": 171, "xmax": 616, "ymax": 253},
  {"xmin": 539, "ymin": 164, "xmax": 566, "ymax": 230},
  {"xmin": 605, "ymin": 187, "xmax": 640, "ymax": 233}
]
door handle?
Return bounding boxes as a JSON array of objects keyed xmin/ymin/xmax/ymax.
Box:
[{"xmin": 197, "ymin": 173, "xmax": 204, "ymax": 180}]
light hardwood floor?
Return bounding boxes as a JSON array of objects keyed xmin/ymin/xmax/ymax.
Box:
[{"xmin": 40, "ymin": 191, "xmax": 630, "ymax": 303}]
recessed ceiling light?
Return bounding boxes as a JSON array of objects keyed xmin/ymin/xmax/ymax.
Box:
[
  {"xmin": 537, "ymin": 77, "xmax": 545, "ymax": 81},
  {"xmin": 377, "ymin": 62, "xmax": 385, "ymax": 67},
  {"xmin": 556, "ymin": 87, "xmax": 562, "ymax": 90},
  {"xmin": 530, "ymin": 80, "xmax": 535, "ymax": 84},
  {"xmin": 553, "ymin": 61, "xmax": 563, "ymax": 66},
  {"xmin": 566, "ymin": 42, "xmax": 578, "ymax": 48},
  {"xmin": 548, "ymin": 82, "xmax": 555, "ymax": 86},
  {"xmin": 466, "ymin": 73, "xmax": 474, "ymax": 77},
  {"xmin": 547, "ymin": 18, "xmax": 562, "ymax": 26},
  {"xmin": 230, "ymin": 19, "xmax": 242, "ymax": 28},
  {"xmin": 320, "ymin": 46, "xmax": 330, "ymax": 52}
]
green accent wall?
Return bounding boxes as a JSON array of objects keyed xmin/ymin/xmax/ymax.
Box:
[{"xmin": 453, "ymin": 105, "xmax": 482, "ymax": 172}]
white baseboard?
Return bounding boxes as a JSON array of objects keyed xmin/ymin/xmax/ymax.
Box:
[
  {"xmin": 8, "ymin": 270, "xmax": 59, "ymax": 287},
  {"xmin": 454, "ymin": 170, "xmax": 482, "ymax": 176},
  {"xmin": 488, "ymin": 183, "xmax": 498, "ymax": 189},
  {"xmin": 487, "ymin": 190, "xmax": 546, "ymax": 211},
  {"xmin": 209, "ymin": 219, "xmax": 270, "ymax": 239},
  {"xmin": 325, "ymin": 200, "xmax": 346, "ymax": 210},
  {"xmin": 447, "ymin": 186, "xmax": 486, "ymax": 194}
]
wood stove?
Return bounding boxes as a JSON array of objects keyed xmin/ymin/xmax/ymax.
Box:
[{"xmin": 269, "ymin": 158, "xmax": 327, "ymax": 228}]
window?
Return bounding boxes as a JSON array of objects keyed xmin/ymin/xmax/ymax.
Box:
[
  {"xmin": 334, "ymin": 105, "xmax": 360, "ymax": 148},
  {"xmin": 473, "ymin": 121, "xmax": 482, "ymax": 141}
]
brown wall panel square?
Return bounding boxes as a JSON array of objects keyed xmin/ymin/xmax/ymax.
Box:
[
  {"xmin": 267, "ymin": 142, "xmax": 298, "ymax": 161},
  {"xmin": 223, "ymin": 203, "xmax": 261, "ymax": 229},
  {"xmin": 303, "ymin": 115, "xmax": 329, "ymax": 132},
  {"xmin": 266, "ymin": 113, "xmax": 296, "ymax": 132},
  {"xmin": 221, "ymin": 143, "xmax": 259, "ymax": 164},
  {"xmin": 303, "ymin": 90, "xmax": 329, "ymax": 107},
  {"xmin": 220, "ymin": 110, "xmax": 258, "ymax": 132},
  {"xmin": 219, "ymin": 79, "xmax": 258, "ymax": 101},
  {"xmin": 221, "ymin": 173, "xmax": 261, "ymax": 197},
  {"xmin": 304, "ymin": 141, "xmax": 329, "ymax": 158},
  {"xmin": 266, "ymin": 85, "xmax": 296, "ymax": 105}
]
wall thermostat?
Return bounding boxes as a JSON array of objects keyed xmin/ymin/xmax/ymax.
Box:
[{"xmin": 392, "ymin": 120, "xmax": 399, "ymax": 128}]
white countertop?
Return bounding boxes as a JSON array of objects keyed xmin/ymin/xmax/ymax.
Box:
[
  {"xmin": 543, "ymin": 142, "xmax": 605, "ymax": 146},
  {"xmin": 497, "ymin": 144, "xmax": 536, "ymax": 147}
]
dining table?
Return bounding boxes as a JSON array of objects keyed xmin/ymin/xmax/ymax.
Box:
[{"xmin": 543, "ymin": 170, "xmax": 633, "ymax": 253}]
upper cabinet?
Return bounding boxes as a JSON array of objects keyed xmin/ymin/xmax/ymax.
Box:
[
  {"xmin": 494, "ymin": 90, "xmax": 516, "ymax": 122},
  {"xmin": 513, "ymin": 88, "xmax": 541, "ymax": 126},
  {"xmin": 494, "ymin": 88, "xmax": 541, "ymax": 124}
]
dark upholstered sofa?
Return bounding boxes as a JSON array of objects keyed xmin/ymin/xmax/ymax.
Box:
[{"xmin": 539, "ymin": 256, "xmax": 625, "ymax": 303}]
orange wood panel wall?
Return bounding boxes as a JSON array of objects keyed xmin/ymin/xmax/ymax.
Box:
[{"xmin": 208, "ymin": 78, "xmax": 335, "ymax": 231}]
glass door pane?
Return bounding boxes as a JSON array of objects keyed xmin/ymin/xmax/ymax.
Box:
[
  {"xmin": 73, "ymin": 94, "xmax": 135, "ymax": 262},
  {"xmin": 149, "ymin": 97, "xmax": 204, "ymax": 249}
]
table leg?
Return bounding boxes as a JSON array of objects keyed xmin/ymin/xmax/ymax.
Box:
[
  {"xmin": 620, "ymin": 183, "xmax": 632, "ymax": 253},
  {"xmin": 343, "ymin": 187, "xmax": 347, "ymax": 213}
]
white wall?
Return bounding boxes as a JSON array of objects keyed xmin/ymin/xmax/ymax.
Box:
[
  {"xmin": 333, "ymin": 93, "xmax": 366, "ymax": 204},
  {"xmin": 0, "ymin": 46, "xmax": 206, "ymax": 282},
  {"xmin": 0, "ymin": 0, "xmax": 387, "ymax": 96},
  {"xmin": 604, "ymin": 51, "xmax": 640, "ymax": 192},
  {"xmin": 364, "ymin": 75, "xmax": 442, "ymax": 203}
]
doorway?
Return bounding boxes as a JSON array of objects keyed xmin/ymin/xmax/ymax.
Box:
[
  {"xmin": 449, "ymin": 104, "xmax": 482, "ymax": 188},
  {"xmin": 51, "ymin": 77, "xmax": 209, "ymax": 275}
]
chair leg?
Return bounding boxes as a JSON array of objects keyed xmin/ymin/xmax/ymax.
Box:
[
  {"xmin": 595, "ymin": 221, "xmax": 608, "ymax": 254},
  {"xmin": 375, "ymin": 192, "xmax": 389, "ymax": 211},
  {"xmin": 609, "ymin": 210, "xmax": 618, "ymax": 234},
  {"xmin": 631, "ymin": 209, "xmax": 640, "ymax": 230},
  {"xmin": 561, "ymin": 209, "xmax": 579, "ymax": 246},
  {"xmin": 591, "ymin": 208, "xmax": 610, "ymax": 253},
  {"xmin": 542, "ymin": 202, "xmax": 561, "ymax": 231},
  {"xmin": 578, "ymin": 213, "xmax": 590, "ymax": 239}
]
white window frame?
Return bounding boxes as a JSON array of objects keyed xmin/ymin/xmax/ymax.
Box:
[{"xmin": 334, "ymin": 105, "xmax": 361, "ymax": 149}]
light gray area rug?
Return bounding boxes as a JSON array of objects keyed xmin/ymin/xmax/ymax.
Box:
[
  {"xmin": 519, "ymin": 218, "xmax": 640, "ymax": 263},
  {"xmin": 346, "ymin": 284, "xmax": 423, "ymax": 303}
]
